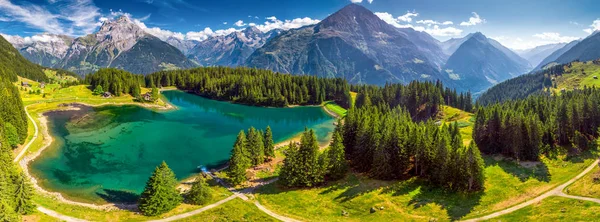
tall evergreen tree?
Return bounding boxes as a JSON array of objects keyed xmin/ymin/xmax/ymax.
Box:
[
  {"xmin": 264, "ymin": 126, "xmax": 275, "ymax": 160},
  {"xmin": 13, "ymin": 173, "xmax": 35, "ymax": 215},
  {"xmin": 227, "ymin": 131, "xmax": 249, "ymax": 185},
  {"xmin": 138, "ymin": 161, "xmax": 182, "ymax": 216},
  {"xmin": 326, "ymin": 124, "xmax": 347, "ymax": 180},
  {"xmin": 465, "ymin": 142, "xmax": 485, "ymax": 191},
  {"xmin": 246, "ymin": 127, "xmax": 265, "ymax": 166},
  {"xmin": 186, "ymin": 176, "xmax": 212, "ymax": 205}
]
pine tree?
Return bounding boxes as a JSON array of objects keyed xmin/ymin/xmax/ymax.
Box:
[
  {"xmin": 92, "ymin": 85, "xmax": 104, "ymax": 95},
  {"xmin": 186, "ymin": 176, "xmax": 212, "ymax": 205},
  {"xmin": 246, "ymin": 127, "xmax": 264, "ymax": 165},
  {"xmin": 327, "ymin": 128, "xmax": 347, "ymax": 180},
  {"xmin": 465, "ymin": 142, "xmax": 485, "ymax": 191},
  {"xmin": 151, "ymin": 87, "xmax": 160, "ymax": 101},
  {"xmin": 0, "ymin": 200, "xmax": 19, "ymax": 222},
  {"xmin": 227, "ymin": 131, "xmax": 249, "ymax": 185},
  {"xmin": 264, "ymin": 126, "xmax": 275, "ymax": 160},
  {"xmin": 3, "ymin": 123, "xmax": 19, "ymax": 148},
  {"xmin": 280, "ymin": 142, "xmax": 299, "ymax": 186},
  {"xmin": 13, "ymin": 173, "xmax": 35, "ymax": 215},
  {"xmin": 138, "ymin": 161, "xmax": 182, "ymax": 216}
]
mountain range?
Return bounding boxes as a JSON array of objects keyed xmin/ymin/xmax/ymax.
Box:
[
  {"xmin": 246, "ymin": 4, "xmax": 449, "ymax": 85},
  {"xmin": 7, "ymin": 16, "xmax": 194, "ymax": 76},
  {"xmin": 189, "ymin": 26, "xmax": 282, "ymax": 67},
  {"xmin": 7, "ymin": 3, "xmax": 599, "ymax": 93},
  {"xmin": 442, "ymin": 32, "xmax": 532, "ymax": 93}
]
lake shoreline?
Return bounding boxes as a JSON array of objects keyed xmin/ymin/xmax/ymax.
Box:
[{"xmin": 21, "ymin": 94, "xmax": 338, "ymax": 208}]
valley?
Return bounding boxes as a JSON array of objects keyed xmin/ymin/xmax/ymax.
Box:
[{"xmin": 2, "ymin": 1, "xmax": 600, "ymax": 222}]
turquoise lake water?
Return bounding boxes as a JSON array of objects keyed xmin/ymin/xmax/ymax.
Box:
[{"xmin": 29, "ymin": 90, "xmax": 335, "ymax": 203}]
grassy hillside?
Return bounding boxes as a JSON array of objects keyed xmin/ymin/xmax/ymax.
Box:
[
  {"xmin": 491, "ymin": 196, "xmax": 600, "ymax": 221},
  {"xmin": 479, "ymin": 60, "xmax": 600, "ymax": 105},
  {"xmin": 254, "ymin": 106, "xmax": 598, "ymax": 221},
  {"xmin": 0, "ymin": 35, "xmax": 47, "ymax": 82},
  {"xmin": 566, "ymin": 165, "xmax": 600, "ymax": 199},
  {"xmin": 551, "ymin": 61, "xmax": 600, "ymax": 92}
]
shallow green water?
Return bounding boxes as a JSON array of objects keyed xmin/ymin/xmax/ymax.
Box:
[{"xmin": 30, "ymin": 90, "xmax": 335, "ymax": 203}]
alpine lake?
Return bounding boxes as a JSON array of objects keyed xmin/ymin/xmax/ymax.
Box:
[{"xmin": 29, "ymin": 90, "xmax": 335, "ymax": 203}]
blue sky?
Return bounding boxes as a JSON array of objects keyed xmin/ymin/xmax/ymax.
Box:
[{"xmin": 1, "ymin": 0, "xmax": 599, "ymax": 50}]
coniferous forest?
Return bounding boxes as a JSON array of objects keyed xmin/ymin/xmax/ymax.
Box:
[
  {"xmin": 0, "ymin": 64, "xmax": 36, "ymax": 220},
  {"xmin": 342, "ymin": 105, "xmax": 485, "ymax": 191},
  {"xmin": 352, "ymin": 80, "xmax": 473, "ymax": 120},
  {"xmin": 474, "ymin": 87, "xmax": 600, "ymax": 161},
  {"xmin": 145, "ymin": 67, "xmax": 352, "ymax": 108}
]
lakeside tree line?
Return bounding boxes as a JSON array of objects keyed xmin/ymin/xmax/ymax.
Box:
[
  {"xmin": 84, "ymin": 67, "xmax": 352, "ymax": 108},
  {"xmin": 279, "ymin": 123, "xmax": 348, "ymax": 187},
  {"xmin": 352, "ymin": 80, "xmax": 473, "ymax": 120},
  {"xmin": 227, "ymin": 126, "xmax": 275, "ymax": 185},
  {"xmin": 342, "ymin": 104, "xmax": 485, "ymax": 191},
  {"xmin": 145, "ymin": 67, "xmax": 352, "ymax": 108},
  {"xmin": 85, "ymin": 68, "xmax": 143, "ymax": 97},
  {"xmin": 474, "ymin": 87, "xmax": 600, "ymax": 161}
]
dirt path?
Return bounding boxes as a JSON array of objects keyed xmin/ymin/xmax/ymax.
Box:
[
  {"xmin": 462, "ymin": 159, "xmax": 600, "ymax": 222},
  {"xmin": 147, "ymin": 195, "xmax": 237, "ymax": 222},
  {"xmin": 13, "ymin": 105, "xmax": 38, "ymax": 162},
  {"xmin": 254, "ymin": 201, "xmax": 302, "ymax": 222},
  {"xmin": 37, "ymin": 206, "xmax": 90, "ymax": 222},
  {"xmin": 556, "ymin": 192, "xmax": 600, "ymax": 204}
]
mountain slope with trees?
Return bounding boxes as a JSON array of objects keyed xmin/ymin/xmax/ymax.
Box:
[{"xmin": 246, "ymin": 4, "xmax": 449, "ymax": 86}]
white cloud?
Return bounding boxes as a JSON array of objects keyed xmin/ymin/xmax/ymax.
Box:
[
  {"xmin": 375, "ymin": 11, "xmax": 462, "ymax": 37},
  {"xmin": 0, "ymin": 0, "xmax": 66, "ymax": 34},
  {"xmin": 492, "ymin": 32, "xmax": 581, "ymax": 50},
  {"xmin": 532, "ymin": 32, "xmax": 579, "ymax": 43},
  {"xmin": 266, "ymin": 16, "xmax": 277, "ymax": 22},
  {"xmin": 234, "ymin": 20, "xmax": 246, "ymax": 27},
  {"xmin": 349, "ymin": 0, "xmax": 373, "ymax": 3},
  {"xmin": 460, "ymin": 12, "xmax": 485, "ymax": 26},
  {"xmin": 583, "ymin": 19, "xmax": 600, "ymax": 34},
  {"xmin": 397, "ymin": 11, "xmax": 418, "ymax": 23},
  {"xmin": 0, "ymin": 0, "xmax": 103, "ymax": 36},
  {"xmin": 59, "ymin": 0, "xmax": 102, "ymax": 34},
  {"xmin": 375, "ymin": 12, "xmax": 407, "ymax": 28},
  {"xmin": 251, "ymin": 17, "xmax": 320, "ymax": 32},
  {"xmin": 423, "ymin": 25, "xmax": 462, "ymax": 36},
  {"xmin": 223, "ymin": 22, "xmax": 227, "ymax": 25},
  {"xmin": 1, "ymin": 33, "xmax": 65, "ymax": 45}
]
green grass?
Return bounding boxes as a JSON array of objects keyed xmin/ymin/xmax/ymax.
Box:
[
  {"xmin": 323, "ymin": 101, "xmax": 347, "ymax": 117},
  {"xmin": 490, "ymin": 196, "xmax": 600, "ymax": 221},
  {"xmin": 440, "ymin": 105, "xmax": 474, "ymax": 145},
  {"xmin": 33, "ymin": 177, "xmax": 232, "ymax": 221},
  {"xmin": 43, "ymin": 69, "xmax": 78, "ymax": 84},
  {"xmin": 550, "ymin": 61, "xmax": 600, "ymax": 92},
  {"xmin": 176, "ymin": 198, "xmax": 277, "ymax": 222},
  {"xmin": 255, "ymin": 149, "xmax": 598, "ymax": 221},
  {"xmin": 566, "ymin": 165, "xmax": 600, "ymax": 199}
]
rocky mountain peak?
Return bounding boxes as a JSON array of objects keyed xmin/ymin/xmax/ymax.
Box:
[
  {"xmin": 95, "ymin": 15, "xmax": 147, "ymax": 52},
  {"xmin": 470, "ymin": 32, "xmax": 487, "ymax": 41},
  {"xmin": 318, "ymin": 4, "xmax": 392, "ymax": 33},
  {"xmin": 243, "ymin": 26, "xmax": 262, "ymax": 36}
]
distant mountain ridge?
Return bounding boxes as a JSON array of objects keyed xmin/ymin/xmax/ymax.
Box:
[
  {"xmin": 443, "ymin": 32, "xmax": 532, "ymax": 93},
  {"xmin": 516, "ymin": 43, "xmax": 567, "ymax": 68},
  {"xmin": 246, "ymin": 4, "xmax": 449, "ymax": 85},
  {"xmin": 188, "ymin": 27, "xmax": 282, "ymax": 67},
  {"xmin": 533, "ymin": 40, "xmax": 580, "ymax": 71},
  {"xmin": 6, "ymin": 16, "xmax": 195, "ymax": 76}
]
